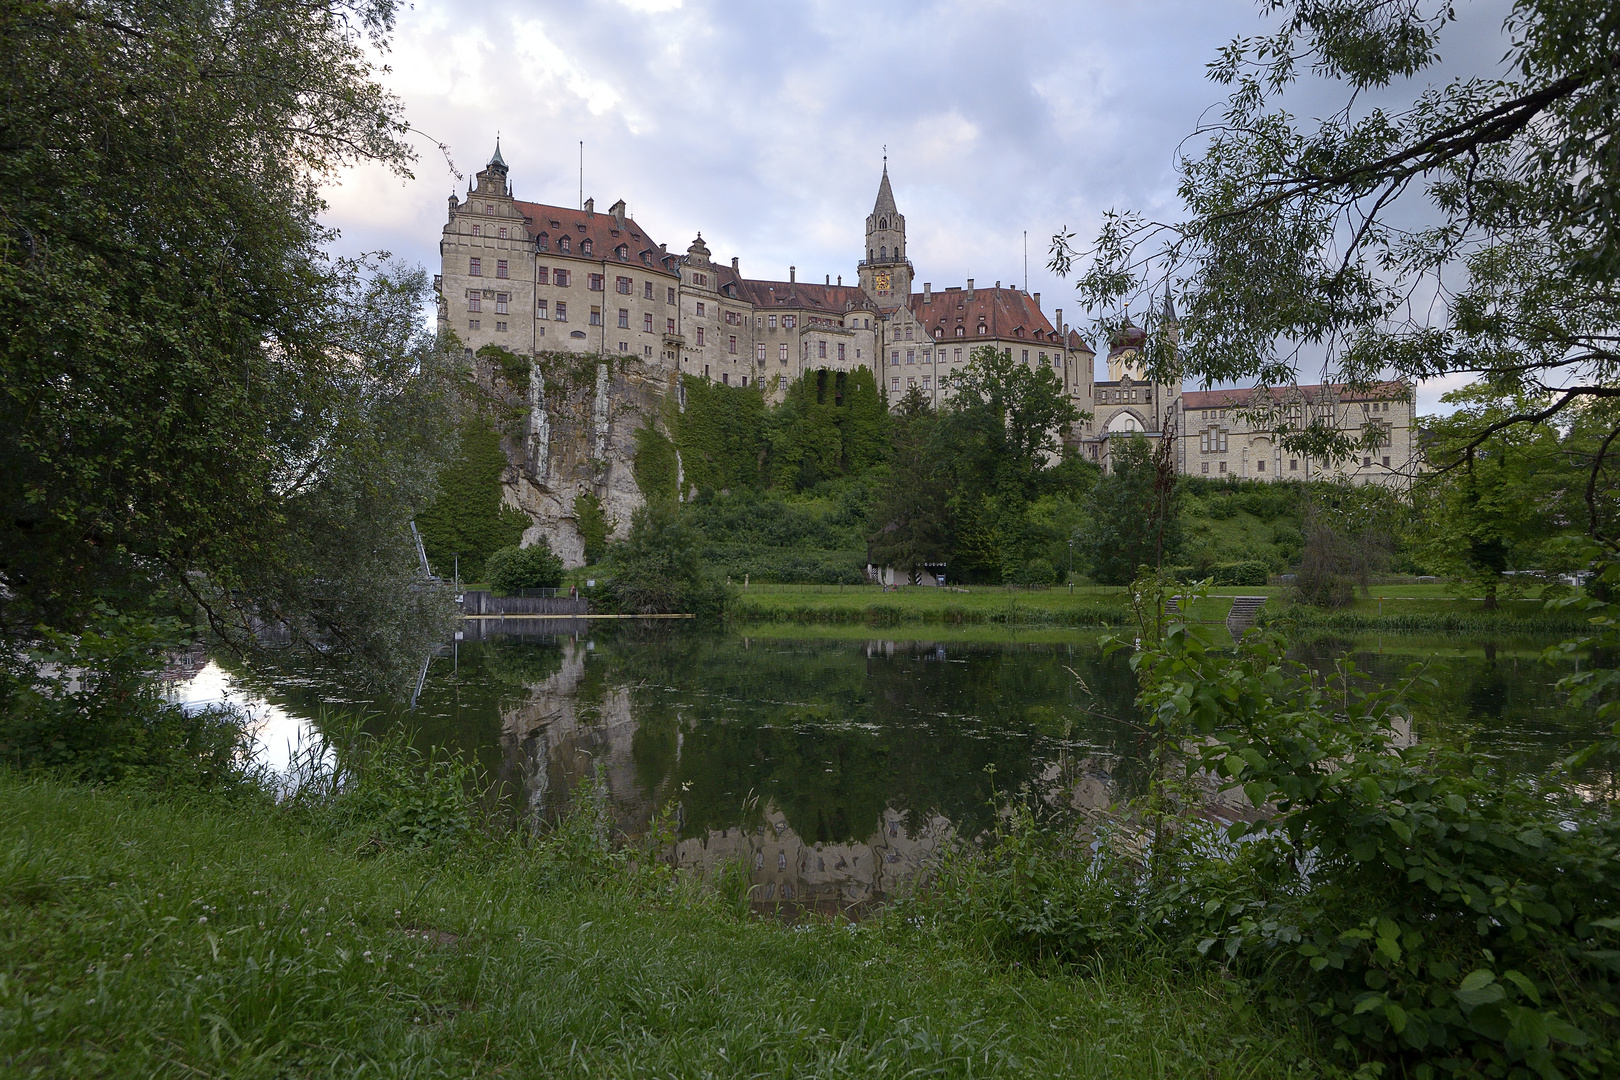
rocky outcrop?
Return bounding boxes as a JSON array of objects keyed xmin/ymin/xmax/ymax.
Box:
[{"xmin": 480, "ymin": 350, "xmax": 674, "ymax": 568}]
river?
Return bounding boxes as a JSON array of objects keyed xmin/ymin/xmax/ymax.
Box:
[{"xmin": 171, "ymin": 626, "xmax": 1617, "ymax": 914}]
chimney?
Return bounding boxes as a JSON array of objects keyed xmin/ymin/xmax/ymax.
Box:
[
  {"xmin": 609, "ymin": 198, "xmax": 626, "ymax": 226},
  {"xmin": 825, "ymin": 274, "xmax": 830, "ymax": 285},
  {"xmin": 732, "ymin": 256, "xmax": 739, "ymax": 271},
  {"xmin": 966, "ymin": 278, "xmax": 974, "ymax": 300},
  {"xmin": 1033, "ymin": 292, "xmax": 1040, "ymax": 310},
  {"xmin": 1056, "ymin": 308, "xmax": 1063, "ymax": 339},
  {"xmin": 790, "ymin": 266, "xmax": 796, "ymax": 283},
  {"xmin": 995, "ymin": 280, "xmax": 1001, "ymax": 289},
  {"xmin": 837, "ymin": 275, "xmax": 842, "ymax": 285},
  {"xmin": 583, "ymin": 197, "xmax": 594, "ymax": 215},
  {"xmin": 660, "ymin": 243, "xmax": 667, "ymax": 252},
  {"xmin": 923, "ymin": 282, "xmax": 931, "ymax": 303}
]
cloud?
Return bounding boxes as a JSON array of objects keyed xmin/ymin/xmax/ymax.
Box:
[{"xmin": 322, "ymin": 0, "xmax": 1520, "ymax": 414}]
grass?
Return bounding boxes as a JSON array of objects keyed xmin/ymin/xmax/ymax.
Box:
[{"xmin": 0, "ymin": 773, "xmax": 1322, "ymax": 1077}]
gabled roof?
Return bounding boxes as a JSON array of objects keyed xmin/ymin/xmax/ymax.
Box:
[
  {"xmin": 511, "ymin": 199, "xmax": 678, "ymax": 275},
  {"xmin": 908, "ymin": 286, "xmax": 1068, "ymax": 347},
  {"xmin": 737, "ymin": 278, "xmax": 877, "ymax": 314},
  {"xmin": 1182, "ymin": 381, "xmax": 1409, "ymax": 409}
]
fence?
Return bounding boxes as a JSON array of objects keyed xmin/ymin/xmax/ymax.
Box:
[{"xmin": 458, "ymin": 590, "xmax": 588, "ymax": 616}]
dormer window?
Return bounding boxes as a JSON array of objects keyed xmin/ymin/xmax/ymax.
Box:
[
  {"xmin": 581, "ymin": 239, "xmax": 593, "ymax": 255},
  {"xmin": 955, "ymin": 326, "xmax": 965, "ymax": 337},
  {"xmin": 536, "ymin": 232, "xmax": 549, "ymax": 251},
  {"xmin": 977, "ymin": 324, "xmax": 987, "ymax": 335},
  {"xmin": 559, "ymin": 236, "xmax": 571, "ymax": 253},
  {"xmin": 934, "ymin": 328, "xmax": 942, "ymax": 338},
  {"xmin": 549, "ymin": 220, "xmax": 561, "ymax": 229},
  {"xmin": 616, "ymin": 244, "xmax": 629, "ymax": 260}
]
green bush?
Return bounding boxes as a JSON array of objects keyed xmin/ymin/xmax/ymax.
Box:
[
  {"xmin": 1010, "ymin": 558, "xmax": 1057, "ymax": 586},
  {"xmin": 931, "ymin": 579, "xmax": 1620, "ymax": 1078},
  {"xmin": 601, "ymin": 504, "xmax": 729, "ymax": 618},
  {"xmin": 1210, "ymin": 560, "xmax": 1269, "ymax": 586},
  {"xmin": 485, "ymin": 540, "xmax": 564, "ymax": 594},
  {"xmin": 572, "ymin": 491, "xmax": 612, "ymax": 564}
]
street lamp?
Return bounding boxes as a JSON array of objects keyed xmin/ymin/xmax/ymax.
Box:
[{"xmin": 1068, "ymin": 534, "xmax": 1075, "ymax": 594}]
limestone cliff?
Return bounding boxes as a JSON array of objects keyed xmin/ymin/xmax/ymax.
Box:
[{"xmin": 475, "ymin": 349, "xmax": 674, "ymax": 569}]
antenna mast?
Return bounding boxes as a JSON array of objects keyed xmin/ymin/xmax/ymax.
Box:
[
  {"xmin": 1023, "ymin": 231, "xmax": 1028, "ymax": 292},
  {"xmin": 579, "ymin": 141, "xmax": 583, "ymax": 210}
]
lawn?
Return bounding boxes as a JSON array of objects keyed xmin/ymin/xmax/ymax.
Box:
[{"xmin": 0, "ymin": 775, "xmax": 1318, "ymax": 1078}]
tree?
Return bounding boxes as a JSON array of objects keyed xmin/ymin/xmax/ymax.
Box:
[
  {"xmin": 0, "ymin": 0, "xmax": 443, "ymax": 677},
  {"xmin": 416, "ymin": 418, "xmax": 530, "ymax": 579},
  {"xmin": 867, "ymin": 386, "xmax": 950, "ymax": 583},
  {"xmin": 766, "ymin": 368, "xmax": 888, "ymax": 491},
  {"xmin": 603, "ymin": 504, "xmax": 727, "ymax": 618},
  {"xmin": 1077, "ymin": 435, "xmax": 1182, "ymax": 585},
  {"xmin": 572, "ymin": 492, "xmax": 613, "ymax": 565},
  {"xmin": 1052, "ymin": 0, "xmax": 1620, "ymax": 500},
  {"xmin": 485, "ymin": 541, "xmax": 565, "ymax": 595},
  {"xmin": 1419, "ymin": 387, "xmax": 1573, "ymax": 606}
]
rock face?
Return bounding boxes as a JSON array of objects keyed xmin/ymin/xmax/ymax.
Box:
[{"xmin": 480, "ymin": 350, "xmax": 673, "ymax": 569}]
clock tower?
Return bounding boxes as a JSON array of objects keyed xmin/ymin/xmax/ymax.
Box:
[{"xmin": 859, "ymin": 163, "xmax": 913, "ymax": 308}]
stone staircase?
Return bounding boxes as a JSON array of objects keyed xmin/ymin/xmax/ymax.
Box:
[{"xmin": 1225, "ymin": 595, "xmax": 1268, "ymax": 635}]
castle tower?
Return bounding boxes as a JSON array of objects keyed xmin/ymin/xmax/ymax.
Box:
[
  {"xmin": 473, "ymin": 139, "xmax": 511, "ymax": 198},
  {"xmin": 858, "ymin": 163, "xmax": 913, "ymax": 307}
]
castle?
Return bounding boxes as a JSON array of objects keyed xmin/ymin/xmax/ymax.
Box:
[{"xmin": 435, "ymin": 143, "xmax": 1415, "ymax": 560}]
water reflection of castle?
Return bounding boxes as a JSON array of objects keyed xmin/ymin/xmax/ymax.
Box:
[{"xmin": 497, "ymin": 636, "xmax": 1122, "ymax": 911}]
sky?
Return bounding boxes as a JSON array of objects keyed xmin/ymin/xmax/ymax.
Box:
[{"xmin": 322, "ymin": 0, "xmax": 1521, "ymax": 414}]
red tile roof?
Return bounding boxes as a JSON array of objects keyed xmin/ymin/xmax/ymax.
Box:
[
  {"xmin": 1182, "ymin": 381, "xmax": 1409, "ymax": 409},
  {"xmin": 908, "ymin": 287, "xmax": 1068, "ymax": 348},
  {"xmin": 510, "ymin": 200, "xmax": 679, "ymax": 275}
]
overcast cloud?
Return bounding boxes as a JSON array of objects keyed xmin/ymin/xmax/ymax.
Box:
[{"xmin": 323, "ymin": 0, "xmax": 1522, "ymax": 414}]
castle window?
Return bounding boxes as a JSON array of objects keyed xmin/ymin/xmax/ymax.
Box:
[
  {"xmin": 922, "ymin": 375, "xmax": 931, "ymax": 390},
  {"xmin": 819, "ymin": 340, "xmax": 827, "ymax": 358},
  {"xmin": 757, "ymin": 344, "xmax": 766, "ymax": 362},
  {"xmin": 722, "ymin": 373, "xmax": 729, "ymax": 384},
  {"xmin": 468, "ymin": 295, "xmax": 481, "ymax": 312},
  {"xmin": 644, "ymin": 313, "xmax": 654, "ymax": 333},
  {"xmin": 616, "ymin": 276, "xmax": 632, "ymax": 294},
  {"xmin": 495, "ymin": 293, "xmax": 509, "ymax": 315},
  {"xmin": 955, "ymin": 326, "xmax": 964, "ymax": 337},
  {"xmin": 496, "ymin": 321, "xmax": 508, "ymax": 332},
  {"xmin": 696, "ymin": 302, "xmax": 706, "ymax": 316},
  {"xmin": 581, "ymin": 239, "xmax": 593, "ymax": 255},
  {"xmin": 890, "ymin": 351, "xmax": 899, "ymax": 366},
  {"xmin": 904, "ymin": 325, "xmax": 913, "ymax": 340},
  {"xmin": 667, "ymin": 287, "xmax": 676, "ymax": 304},
  {"xmin": 499, "ymin": 227, "xmax": 508, "ymax": 239},
  {"xmin": 934, "ymin": 328, "xmax": 942, "ymax": 339},
  {"xmin": 468, "ymin": 257, "xmax": 482, "ymax": 277},
  {"xmin": 784, "ymin": 315, "xmax": 795, "ymax": 329},
  {"xmin": 555, "ymin": 302, "xmax": 567, "ymax": 321},
  {"xmin": 468, "ymin": 318, "xmax": 479, "ymax": 330},
  {"xmin": 694, "ymin": 272, "xmax": 708, "ymax": 286},
  {"xmin": 537, "ymin": 233, "xmax": 549, "ymax": 250},
  {"xmin": 1290, "ymin": 459, "xmax": 1299, "ymax": 470},
  {"xmin": 484, "ymin": 204, "xmax": 493, "ymax": 214},
  {"xmin": 554, "ymin": 268, "xmax": 570, "ymax": 287},
  {"xmin": 559, "ymin": 236, "xmax": 570, "ymax": 253},
  {"xmin": 589, "ymin": 306, "xmax": 601, "ymax": 326},
  {"xmin": 1219, "ymin": 462, "xmax": 1227, "ymax": 473},
  {"xmin": 471, "ymin": 224, "xmax": 480, "ymax": 236},
  {"xmin": 1202, "ymin": 462, "xmax": 1209, "ymax": 474},
  {"xmin": 537, "ymin": 300, "xmax": 548, "ymax": 319},
  {"xmin": 645, "ymin": 281, "xmax": 654, "ymax": 300},
  {"xmin": 977, "ymin": 323, "xmax": 986, "ymax": 335},
  {"xmin": 906, "ymin": 350, "xmax": 914, "ymax": 364},
  {"xmin": 880, "ymin": 246, "xmax": 886, "ymax": 259},
  {"xmin": 668, "ymin": 317, "xmax": 676, "ymax": 334},
  {"xmin": 537, "ymin": 267, "xmax": 549, "ymax": 285},
  {"xmin": 729, "ymin": 335, "xmax": 737, "ymax": 353},
  {"xmin": 588, "ymin": 273, "xmax": 603, "ymax": 291},
  {"xmin": 891, "ymin": 378, "xmax": 900, "ymax": 391},
  {"xmin": 1257, "ymin": 460, "xmax": 1266, "ymax": 472},
  {"xmin": 618, "ymin": 308, "xmax": 629, "ymax": 328},
  {"xmin": 768, "ymin": 315, "xmax": 777, "ymax": 329},
  {"xmin": 779, "ymin": 344, "xmax": 788, "ymax": 363},
  {"xmin": 1022, "ymin": 350, "xmax": 1029, "ymax": 362},
  {"xmin": 616, "ymin": 244, "xmax": 629, "ymax": 260},
  {"xmin": 696, "ymin": 327, "xmax": 704, "ymax": 346}
]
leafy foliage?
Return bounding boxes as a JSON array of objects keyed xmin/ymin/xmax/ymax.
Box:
[
  {"xmin": 765, "ymin": 368, "xmax": 888, "ymax": 492},
  {"xmin": 675, "ymin": 377, "xmax": 768, "ymax": 495},
  {"xmin": 602, "ymin": 504, "xmax": 728, "ymax": 618},
  {"xmin": 1078, "ymin": 435, "xmax": 1182, "ymax": 585},
  {"xmin": 868, "ymin": 387, "xmax": 951, "ymax": 583},
  {"xmin": 572, "ymin": 492, "xmax": 613, "ymax": 565},
  {"xmin": 416, "ymin": 418, "xmax": 530, "ymax": 580},
  {"xmin": 485, "ymin": 541, "xmax": 565, "ymax": 594}
]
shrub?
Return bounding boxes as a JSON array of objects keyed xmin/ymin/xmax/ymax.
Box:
[
  {"xmin": 1210, "ymin": 560, "xmax": 1268, "ymax": 586},
  {"xmin": 485, "ymin": 540, "xmax": 564, "ymax": 594},
  {"xmin": 572, "ymin": 491, "xmax": 612, "ymax": 565},
  {"xmin": 602, "ymin": 504, "xmax": 729, "ymax": 618},
  {"xmin": 1010, "ymin": 558, "xmax": 1057, "ymax": 586}
]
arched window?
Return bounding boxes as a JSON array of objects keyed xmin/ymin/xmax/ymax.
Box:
[
  {"xmin": 879, "ymin": 218, "xmax": 888, "ymax": 230},
  {"xmin": 880, "ymin": 246, "xmax": 886, "ymax": 259}
]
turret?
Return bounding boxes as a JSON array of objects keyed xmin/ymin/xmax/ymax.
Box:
[{"xmin": 858, "ymin": 162, "xmax": 913, "ymax": 307}]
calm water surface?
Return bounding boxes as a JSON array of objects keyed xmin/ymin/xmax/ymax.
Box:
[{"xmin": 182, "ymin": 628, "xmax": 1616, "ymax": 912}]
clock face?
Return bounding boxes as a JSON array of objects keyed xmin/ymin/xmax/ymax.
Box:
[{"xmin": 874, "ymin": 272, "xmax": 891, "ymax": 291}]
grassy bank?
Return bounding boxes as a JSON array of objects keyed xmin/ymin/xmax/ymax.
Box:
[
  {"xmin": 0, "ymin": 774, "xmax": 1315, "ymax": 1077},
  {"xmin": 725, "ymin": 583, "xmax": 1591, "ymax": 635}
]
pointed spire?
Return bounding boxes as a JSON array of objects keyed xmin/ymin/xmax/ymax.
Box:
[
  {"xmin": 1161, "ymin": 291, "xmax": 1178, "ymax": 324},
  {"xmin": 873, "ymin": 162, "xmax": 897, "ymax": 215},
  {"xmin": 489, "ymin": 137, "xmax": 507, "ymax": 170}
]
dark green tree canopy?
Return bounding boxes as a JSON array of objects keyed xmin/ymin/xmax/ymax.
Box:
[{"xmin": 0, "ymin": 0, "xmax": 429, "ymax": 652}]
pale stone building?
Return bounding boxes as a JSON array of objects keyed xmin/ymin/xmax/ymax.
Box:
[{"xmin": 436, "ymin": 146, "xmax": 1093, "ymax": 418}]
